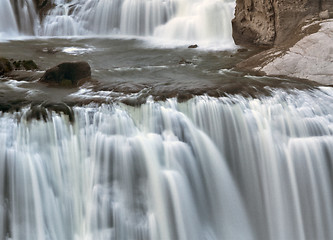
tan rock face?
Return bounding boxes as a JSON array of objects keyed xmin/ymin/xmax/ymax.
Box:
[
  {"xmin": 261, "ymin": 20, "xmax": 333, "ymax": 85},
  {"xmin": 232, "ymin": 0, "xmax": 276, "ymax": 46},
  {"xmin": 236, "ymin": 20, "xmax": 333, "ymax": 85},
  {"xmin": 232, "ymin": 0, "xmax": 332, "ymax": 46}
]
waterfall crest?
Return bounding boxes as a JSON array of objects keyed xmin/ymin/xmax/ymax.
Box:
[
  {"xmin": 0, "ymin": 88, "xmax": 333, "ymax": 240},
  {"xmin": 1, "ymin": 0, "xmax": 235, "ymax": 45}
]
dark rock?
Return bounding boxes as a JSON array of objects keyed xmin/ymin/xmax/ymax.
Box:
[
  {"xmin": 0, "ymin": 103, "xmax": 12, "ymax": 112},
  {"xmin": 1, "ymin": 58, "xmax": 38, "ymax": 73},
  {"xmin": 12, "ymin": 60, "xmax": 38, "ymax": 71},
  {"xmin": 237, "ymin": 48, "xmax": 248, "ymax": 53},
  {"xmin": 33, "ymin": 0, "xmax": 56, "ymax": 20},
  {"xmin": 179, "ymin": 58, "xmax": 192, "ymax": 65},
  {"xmin": 22, "ymin": 60, "xmax": 38, "ymax": 70},
  {"xmin": 26, "ymin": 105, "xmax": 48, "ymax": 122},
  {"xmin": 40, "ymin": 62, "xmax": 91, "ymax": 87},
  {"xmin": 42, "ymin": 102, "xmax": 74, "ymax": 122},
  {"xmin": 25, "ymin": 102, "xmax": 74, "ymax": 122},
  {"xmin": 188, "ymin": 44, "xmax": 198, "ymax": 49},
  {"xmin": 0, "ymin": 58, "xmax": 13, "ymax": 76}
]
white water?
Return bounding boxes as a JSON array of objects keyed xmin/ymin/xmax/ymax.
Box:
[
  {"xmin": 0, "ymin": 88, "xmax": 333, "ymax": 240},
  {"xmin": 14, "ymin": 0, "xmax": 39, "ymax": 35},
  {"xmin": 0, "ymin": 0, "xmax": 37, "ymax": 38},
  {"xmin": 0, "ymin": 0, "xmax": 19, "ymax": 38},
  {"xmin": 1, "ymin": 0, "xmax": 235, "ymax": 46}
]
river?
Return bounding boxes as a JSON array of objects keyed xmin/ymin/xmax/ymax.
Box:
[{"xmin": 0, "ymin": 0, "xmax": 333, "ymax": 240}]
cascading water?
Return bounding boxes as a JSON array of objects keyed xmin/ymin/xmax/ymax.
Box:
[
  {"xmin": 0, "ymin": 88, "xmax": 332, "ymax": 240},
  {"xmin": 1, "ymin": 0, "xmax": 332, "ymax": 239},
  {"xmin": 11, "ymin": 0, "xmax": 39, "ymax": 35},
  {"xmin": 0, "ymin": 0, "xmax": 235, "ymax": 46},
  {"xmin": 40, "ymin": 0, "xmax": 235, "ymax": 45},
  {"xmin": 0, "ymin": 0, "xmax": 19, "ymax": 38},
  {"xmin": 0, "ymin": 0, "xmax": 37, "ymax": 38}
]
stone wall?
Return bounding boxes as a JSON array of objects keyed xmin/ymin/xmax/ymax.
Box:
[{"xmin": 232, "ymin": 0, "xmax": 333, "ymax": 46}]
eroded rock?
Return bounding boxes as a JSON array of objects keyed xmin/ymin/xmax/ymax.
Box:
[
  {"xmin": 0, "ymin": 58, "xmax": 13, "ymax": 76},
  {"xmin": 39, "ymin": 62, "xmax": 91, "ymax": 87},
  {"xmin": 232, "ymin": 0, "xmax": 333, "ymax": 47}
]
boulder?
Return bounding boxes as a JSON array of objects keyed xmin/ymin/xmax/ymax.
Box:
[
  {"xmin": 188, "ymin": 44, "xmax": 198, "ymax": 49},
  {"xmin": 39, "ymin": 62, "xmax": 91, "ymax": 87},
  {"xmin": 0, "ymin": 58, "xmax": 13, "ymax": 76}
]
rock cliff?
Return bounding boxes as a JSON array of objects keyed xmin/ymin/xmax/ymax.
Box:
[{"xmin": 232, "ymin": 0, "xmax": 333, "ymax": 46}]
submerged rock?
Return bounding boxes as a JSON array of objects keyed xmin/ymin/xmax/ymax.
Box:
[
  {"xmin": 179, "ymin": 58, "xmax": 192, "ymax": 65},
  {"xmin": 0, "ymin": 58, "xmax": 13, "ymax": 76},
  {"xmin": 40, "ymin": 62, "xmax": 91, "ymax": 87},
  {"xmin": 0, "ymin": 58, "xmax": 38, "ymax": 76},
  {"xmin": 12, "ymin": 60, "xmax": 38, "ymax": 71}
]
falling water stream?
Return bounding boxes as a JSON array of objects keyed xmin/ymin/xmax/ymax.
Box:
[
  {"xmin": 1, "ymin": 88, "xmax": 333, "ymax": 240},
  {"xmin": 0, "ymin": 0, "xmax": 333, "ymax": 240}
]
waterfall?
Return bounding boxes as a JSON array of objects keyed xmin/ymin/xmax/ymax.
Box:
[
  {"xmin": 0, "ymin": 0, "xmax": 38, "ymax": 38},
  {"xmin": 0, "ymin": 0, "xmax": 235, "ymax": 45},
  {"xmin": 12, "ymin": 0, "xmax": 39, "ymax": 35},
  {"xmin": 0, "ymin": 0, "xmax": 19, "ymax": 38},
  {"xmin": 0, "ymin": 88, "xmax": 332, "ymax": 240},
  {"xmin": 39, "ymin": 0, "xmax": 235, "ymax": 45}
]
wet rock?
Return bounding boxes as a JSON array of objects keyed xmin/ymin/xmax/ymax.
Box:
[
  {"xmin": 0, "ymin": 103, "xmax": 12, "ymax": 112},
  {"xmin": 12, "ymin": 60, "xmax": 38, "ymax": 71},
  {"xmin": 25, "ymin": 102, "xmax": 74, "ymax": 122},
  {"xmin": 34, "ymin": 0, "xmax": 56, "ymax": 20},
  {"xmin": 188, "ymin": 44, "xmax": 198, "ymax": 49},
  {"xmin": 26, "ymin": 105, "xmax": 49, "ymax": 122},
  {"xmin": 179, "ymin": 58, "xmax": 192, "ymax": 65},
  {"xmin": 0, "ymin": 58, "xmax": 13, "ymax": 76},
  {"xmin": 40, "ymin": 62, "xmax": 91, "ymax": 87},
  {"xmin": 1, "ymin": 58, "xmax": 38, "ymax": 75},
  {"xmin": 34, "ymin": 0, "xmax": 49, "ymax": 8},
  {"xmin": 42, "ymin": 102, "xmax": 74, "ymax": 122}
]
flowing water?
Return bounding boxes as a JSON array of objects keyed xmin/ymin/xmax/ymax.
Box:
[{"xmin": 0, "ymin": 0, "xmax": 333, "ymax": 240}]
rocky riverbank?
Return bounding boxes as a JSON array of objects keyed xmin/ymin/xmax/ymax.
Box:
[
  {"xmin": 238, "ymin": 20, "xmax": 333, "ymax": 85},
  {"xmin": 232, "ymin": 0, "xmax": 333, "ymax": 85}
]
